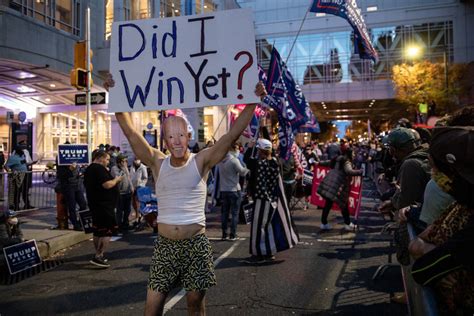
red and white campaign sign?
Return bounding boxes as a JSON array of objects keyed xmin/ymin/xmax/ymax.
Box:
[{"xmin": 310, "ymin": 165, "xmax": 362, "ymax": 218}]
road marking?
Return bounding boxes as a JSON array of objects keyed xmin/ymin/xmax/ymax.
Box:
[{"xmin": 163, "ymin": 238, "xmax": 245, "ymax": 314}]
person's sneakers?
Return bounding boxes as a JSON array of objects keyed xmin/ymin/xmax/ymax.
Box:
[
  {"xmin": 229, "ymin": 235, "xmax": 239, "ymax": 241},
  {"xmin": 264, "ymin": 255, "xmax": 276, "ymax": 262},
  {"xmin": 243, "ymin": 255, "xmax": 265, "ymax": 264},
  {"xmin": 221, "ymin": 233, "xmax": 228, "ymax": 241},
  {"xmin": 90, "ymin": 256, "xmax": 110, "ymax": 268},
  {"xmin": 343, "ymin": 222, "xmax": 357, "ymax": 231},
  {"xmin": 320, "ymin": 223, "xmax": 332, "ymax": 231}
]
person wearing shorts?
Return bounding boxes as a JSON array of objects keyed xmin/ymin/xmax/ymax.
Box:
[
  {"xmin": 105, "ymin": 74, "xmax": 267, "ymax": 315},
  {"xmin": 84, "ymin": 150, "xmax": 123, "ymax": 268},
  {"xmin": 148, "ymin": 234, "xmax": 215, "ymax": 293}
]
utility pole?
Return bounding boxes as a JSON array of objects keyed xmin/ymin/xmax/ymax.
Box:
[{"xmin": 86, "ymin": 7, "xmax": 92, "ymax": 163}]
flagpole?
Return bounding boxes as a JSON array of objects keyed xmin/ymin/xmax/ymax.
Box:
[
  {"xmin": 250, "ymin": 5, "xmax": 311, "ymax": 157},
  {"xmin": 284, "ymin": 8, "xmax": 310, "ymax": 64},
  {"xmin": 211, "ymin": 105, "xmax": 232, "ymax": 141}
]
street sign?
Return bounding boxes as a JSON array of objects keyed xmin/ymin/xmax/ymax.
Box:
[
  {"xmin": 75, "ymin": 92, "xmax": 106, "ymax": 105},
  {"xmin": 6, "ymin": 111, "xmax": 14, "ymax": 123}
]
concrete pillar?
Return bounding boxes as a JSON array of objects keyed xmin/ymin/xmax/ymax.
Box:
[
  {"xmin": 114, "ymin": 0, "xmax": 125, "ymax": 22},
  {"xmin": 151, "ymin": 0, "xmax": 161, "ymax": 18}
]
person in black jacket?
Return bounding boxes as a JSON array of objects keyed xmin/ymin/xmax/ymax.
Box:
[
  {"xmin": 317, "ymin": 149, "xmax": 362, "ymax": 231},
  {"xmin": 57, "ymin": 161, "xmax": 87, "ymax": 231}
]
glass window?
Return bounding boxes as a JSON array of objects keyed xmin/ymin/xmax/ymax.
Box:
[
  {"xmin": 257, "ymin": 21, "xmax": 453, "ymax": 85},
  {"xmin": 161, "ymin": 0, "xmax": 181, "ymax": 18},
  {"xmin": 105, "ymin": 0, "xmax": 114, "ymax": 40},
  {"xmin": 55, "ymin": 0, "xmax": 72, "ymax": 33},
  {"xmin": 10, "ymin": 0, "xmax": 80, "ymax": 35},
  {"xmin": 131, "ymin": 0, "xmax": 151, "ymax": 20}
]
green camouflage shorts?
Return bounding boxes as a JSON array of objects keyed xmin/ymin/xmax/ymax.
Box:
[{"xmin": 148, "ymin": 233, "xmax": 216, "ymax": 293}]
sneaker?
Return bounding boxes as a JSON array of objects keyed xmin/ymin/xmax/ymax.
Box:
[
  {"xmin": 245, "ymin": 255, "xmax": 265, "ymax": 264},
  {"xmin": 229, "ymin": 235, "xmax": 239, "ymax": 241},
  {"xmin": 89, "ymin": 256, "xmax": 110, "ymax": 268},
  {"xmin": 264, "ymin": 255, "xmax": 276, "ymax": 262},
  {"xmin": 99, "ymin": 256, "xmax": 108, "ymax": 263},
  {"xmin": 221, "ymin": 233, "xmax": 228, "ymax": 241},
  {"xmin": 344, "ymin": 223, "xmax": 357, "ymax": 231},
  {"xmin": 320, "ymin": 223, "xmax": 332, "ymax": 230}
]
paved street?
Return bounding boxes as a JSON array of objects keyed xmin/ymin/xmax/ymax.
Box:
[{"xmin": 0, "ymin": 183, "xmax": 407, "ymax": 316}]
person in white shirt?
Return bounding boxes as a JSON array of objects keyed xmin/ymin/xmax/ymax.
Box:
[
  {"xmin": 104, "ymin": 74, "xmax": 267, "ymax": 316},
  {"xmin": 218, "ymin": 142, "xmax": 249, "ymax": 241},
  {"xmin": 130, "ymin": 158, "xmax": 149, "ymax": 224}
]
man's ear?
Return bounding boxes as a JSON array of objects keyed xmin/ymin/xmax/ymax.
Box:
[{"xmin": 187, "ymin": 132, "xmax": 192, "ymax": 139}]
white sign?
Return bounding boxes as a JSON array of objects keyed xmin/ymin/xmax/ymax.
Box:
[{"xmin": 108, "ymin": 9, "xmax": 259, "ymax": 112}]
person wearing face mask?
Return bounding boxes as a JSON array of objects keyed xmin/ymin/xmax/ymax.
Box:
[
  {"xmin": 217, "ymin": 142, "xmax": 249, "ymax": 241},
  {"xmin": 105, "ymin": 74, "xmax": 267, "ymax": 316},
  {"xmin": 130, "ymin": 158, "xmax": 149, "ymax": 226},
  {"xmin": 84, "ymin": 150, "xmax": 123, "ymax": 268}
]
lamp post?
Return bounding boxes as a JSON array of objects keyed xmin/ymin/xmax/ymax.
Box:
[{"xmin": 405, "ymin": 45, "xmax": 422, "ymax": 60}]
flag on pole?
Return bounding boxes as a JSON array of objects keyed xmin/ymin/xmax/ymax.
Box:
[
  {"xmin": 310, "ymin": 0, "xmax": 378, "ymax": 62},
  {"xmin": 298, "ymin": 111, "xmax": 321, "ymax": 133},
  {"xmin": 266, "ymin": 47, "xmax": 314, "ymax": 132},
  {"xmin": 262, "ymin": 95, "xmax": 294, "ymax": 160}
]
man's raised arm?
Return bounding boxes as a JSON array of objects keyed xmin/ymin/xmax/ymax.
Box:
[
  {"xmin": 103, "ymin": 74, "xmax": 165, "ymax": 168},
  {"xmin": 115, "ymin": 113, "xmax": 166, "ymax": 167},
  {"xmin": 200, "ymin": 82, "xmax": 267, "ymax": 170}
]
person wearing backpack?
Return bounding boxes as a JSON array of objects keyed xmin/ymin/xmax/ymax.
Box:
[{"xmin": 317, "ymin": 149, "xmax": 362, "ymax": 231}]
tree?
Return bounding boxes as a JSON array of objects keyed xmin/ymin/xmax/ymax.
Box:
[{"xmin": 392, "ymin": 61, "xmax": 466, "ymax": 114}]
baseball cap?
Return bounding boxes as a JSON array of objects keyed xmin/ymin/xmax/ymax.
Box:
[
  {"xmin": 429, "ymin": 126, "xmax": 474, "ymax": 184},
  {"xmin": 384, "ymin": 127, "xmax": 418, "ymax": 148},
  {"xmin": 256, "ymin": 138, "xmax": 272, "ymax": 151}
]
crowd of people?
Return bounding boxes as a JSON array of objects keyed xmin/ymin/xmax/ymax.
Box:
[{"xmin": 0, "ymin": 81, "xmax": 470, "ymax": 315}]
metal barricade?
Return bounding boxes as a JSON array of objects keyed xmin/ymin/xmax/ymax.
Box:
[
  {"xmin": 1, "ymin": 170, "xmax": 57, "ymax": 212},
  {"xmin": 404, "ymin": 223, "xmax": 439, "ymax": 316}
]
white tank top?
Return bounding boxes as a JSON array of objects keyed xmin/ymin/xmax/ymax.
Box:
[{"xmin": 155, "ymin": 153, "xmax": 207, "ymax": 226}]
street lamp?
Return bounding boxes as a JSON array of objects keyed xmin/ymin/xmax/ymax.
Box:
[{"xmin": 405, "ymin": 44, "xmax": 423, "ymax": 60}]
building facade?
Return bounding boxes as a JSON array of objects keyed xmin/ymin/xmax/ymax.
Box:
[
  {"xmin": 0, "ymin": 0, "xmax": 226, "ymax": 160},
  {"xmin": 228, "ymin": 0, "xmax": 474, "ymax": 121}
]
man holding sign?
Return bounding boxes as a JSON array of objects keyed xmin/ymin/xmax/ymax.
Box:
[
  {"xmin": 105, "ymin": 76, "xmax": 265, "ymax": 315},
  {"xmin": 106, "ymin": 10, "xmax": 263, "ymax": 314}
]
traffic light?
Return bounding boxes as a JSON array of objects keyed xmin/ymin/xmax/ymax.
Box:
[{"xmin": 70, "ymin": 41, "xmax": 93, "ymax": 89}]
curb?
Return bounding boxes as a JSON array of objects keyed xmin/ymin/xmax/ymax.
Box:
[{"xmin": 36, "ymin": 231, "xmax": 91, "ymax": 259}]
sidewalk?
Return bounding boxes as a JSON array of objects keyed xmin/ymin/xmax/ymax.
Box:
[{"xmin": 18, "ymin": 208, "xmax": 91, "ymax": 259}]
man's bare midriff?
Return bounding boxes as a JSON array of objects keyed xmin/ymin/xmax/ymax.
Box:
[{"xmin": 158, "ymin": 223, "xmax": 205, "ymax": 240}]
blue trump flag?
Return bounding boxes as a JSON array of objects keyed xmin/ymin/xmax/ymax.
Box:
[
  {"xmin": 266, "ymin": 47, "xmax": 313, "ymax": 133},
  {"xmin": 298, "ymin": 111, "xmax": 321, "ymax": 133},
  {"xmin": 310, "ymin": 0, "xmax": 378, "ymax": 62},
  {"xmin": 262, "ymin": 95, "xmax": 294, "ymax": 160}
]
